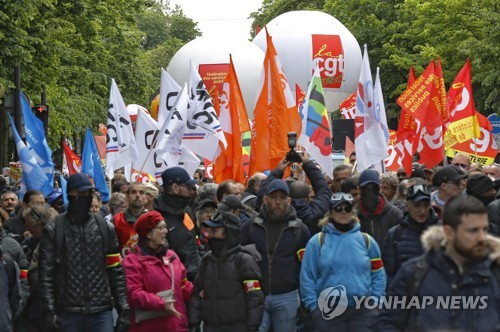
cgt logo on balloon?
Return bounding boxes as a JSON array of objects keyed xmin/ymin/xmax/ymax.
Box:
[
  {"xmin": 312, "ymin": 35, "xmax": 344, "ymax": 89},
  {"xmin": 317, "ymin": 285, "xmax": 348, "ymax": 319}
]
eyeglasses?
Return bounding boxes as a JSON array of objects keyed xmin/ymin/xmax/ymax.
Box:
[
  {"xmin": 453, "ymin": 163, "xmax": 468, "ymax": 169},
  {"xmin": 407, "ymin": 184, "xmax": 431, "ymax": 199},
  {"xmin": 334, "ymin": 205, "xmax": 353, "ymax": 213},
  {"xmin": 445, "ymin": 181, "xmax": 461, "ymax": 186}
]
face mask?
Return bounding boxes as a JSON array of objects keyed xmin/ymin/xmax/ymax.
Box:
[
  {"xmin": 477, "ymin": 195, "xmax": 495, "ymax": 207},
  {"xmin": 208, "ymin": 238, "xmax": 226, "ymax": 257},
  {"xmin": 361, "ymin": 188, "xmax": 380, "ymax": 213},
  {"xmin": 67, "ymin": 194, "xmax": 93, "ymax": 223}
]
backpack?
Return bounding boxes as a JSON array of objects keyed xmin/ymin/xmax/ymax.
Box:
[{"xmin": 54, "ymin": 213, "xmax": 110, "ymax": 264}]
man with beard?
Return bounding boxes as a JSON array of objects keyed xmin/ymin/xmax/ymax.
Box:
[
  {"xmin": 374, "ymin": 195, "xmax": 500, "ymax": 331},
  {"xmin": 38, "ymin": 173, "xmax": 130, "ymax": 332},
  {"xmin": 154, "ymin": 167, "xmax": 200, "ymax": 281},
  {"xmin": 241, "ymin": 179, "xmax": 310, "ymax": 332},
  {"xmin": 357, "ymin": 169, "xmax": 402, "ymax": 248},
  {"xmin": 189, "ymin": 211, "xmax": 264, "ymax": 331},
  {"xmin": 113, "ymin": 182, "xmax": 147, "ymax": 256}
]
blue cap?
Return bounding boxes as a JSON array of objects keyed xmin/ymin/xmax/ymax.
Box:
[
  {"xmin": 67, "ymin": 173, "xmax": 94, "ymax": 192},
  {"xmin": 161, "ymin": 167, "xmax": 198, "ymax": 187},
  {"xmin": 359, "ymin": 169, "xmax": 380, "ymax": 187},
  {"xmin": 48, "ymin": 188, "xmax": 63, "ymax": 204},
  {"xmin": 202, "ymin": 211, "xmax": 241, "ymax": 231},
  {"xmin": 266, "ymin": 179, "xmax": 289, "ymax": 196}
]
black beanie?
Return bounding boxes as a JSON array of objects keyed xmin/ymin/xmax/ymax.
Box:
[{"xmin": 466, "ymin": 174, "xmax": 494, "ymax": 197}]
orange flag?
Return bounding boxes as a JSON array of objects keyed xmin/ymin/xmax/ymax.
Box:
[
  {"xmin": 214, "ymin": 55, "xmax": 251, "ymax": 184},
  {"xmin": 249, "ymin": 28, "xmax": 302, "ymax": 175},
  {"xmin": 444, "ymin": 58, "xmax": 480, "ymax": 148},
  {"xmin": 62, "ymin": 141, "xmax": 82, "ymax": 175}
]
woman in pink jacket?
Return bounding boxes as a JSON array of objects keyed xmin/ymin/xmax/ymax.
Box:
[{"xmin": 123, "ymin": 210, "xmax": 193, "ymax": 331}]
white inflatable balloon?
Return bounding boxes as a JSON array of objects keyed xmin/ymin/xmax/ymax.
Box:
[
  {"xmin": 253, "ymin": 11, "xmax": 362, "ymax": 113},
  {"xmin": 167, "ymin": 37, "xmax": 265, "ymax": 118}
]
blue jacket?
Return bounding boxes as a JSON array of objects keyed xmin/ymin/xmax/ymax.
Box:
[
  {"xmin": 374, "ymin": 225, "xmax": 500, "ymax": 331},
  {"xmin": 300, "ymin": 222, "xmax": 386, "ymax": 311}
]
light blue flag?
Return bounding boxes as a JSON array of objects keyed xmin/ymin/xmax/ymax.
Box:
[
  {"xmin": 82, "ymin": 128, "xmax": 110, "ymax": 202},
  {"xmin": 7, "ymin": 113, "xmax": 52, "ymax": 197},
  {"xmin": 60, "ymin": 174, "xmax": 68, "ymax": 205},
  {"xmin": 21, "ymin": 91, "xmax": 54, "ymax": 190}
]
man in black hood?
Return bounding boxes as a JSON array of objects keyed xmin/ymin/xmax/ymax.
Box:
[
  {"xmin": 189, "ymin": 211, "xmax": 264, "ymax": 331},
  {"xmin": 153, "ymin": 167, "xmax": 200, "ymax": 281},
  {"xmin": 357, "ymin": 169, "xmax": 403, "ymax": 247}
]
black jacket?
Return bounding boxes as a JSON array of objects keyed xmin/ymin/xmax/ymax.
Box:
[
  {"xmin": 38, "ymin": 212, "xmax": 129, "ymax": 315},
  {"xmin": 382, "ymin": 209, "xmax": 440, "ymax": 286},
  {"xmin": 154, "ymin": 194, "xmax": 201, "ymax": 281},
  {"xmin": 358, "ymin": 195, "xmax": 403, "ymax": 249},
  {"xmin": 0, "ymin": 230, "xmax": 29, "ymax": 313},
  {"xmin": 240, "ymin": 206, "xmax": 310, "ymax": 295},
  {"xmin": 3, "ymin": 216, "xmax": 24, "ymax": 243},
  {"xmin": 291, "ymin": 160, "xmax": 332, "ymax": 235},
  {"xmin": 487, "ymin": 199, "xmax": 500, "ymax": 237},
  {"xmin": 189, "ymin": 244, "xmax": 264, "ymax": 330}
]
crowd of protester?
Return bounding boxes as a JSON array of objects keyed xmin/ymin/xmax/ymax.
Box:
[{"xmin": 1, "ymin": 150, "xmax": 500, "ymax": 331}]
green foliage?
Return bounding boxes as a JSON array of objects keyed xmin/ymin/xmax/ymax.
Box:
[{"xmin": 0, "ymin": 0, "xmax": 200, "ymax": 156}]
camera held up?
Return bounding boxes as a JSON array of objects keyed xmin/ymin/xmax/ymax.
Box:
[{"xmin": 286, "ymin": 132, "xmax": 303, "ymax": 163}]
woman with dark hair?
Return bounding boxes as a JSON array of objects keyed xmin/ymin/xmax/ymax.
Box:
[
  {"xmin": 300, "ymin": 192, "xmax": 386, "ymax": 331},
  {"xmin": 123, "ymin": 210, "xmax": 193, "ymax": 331}
]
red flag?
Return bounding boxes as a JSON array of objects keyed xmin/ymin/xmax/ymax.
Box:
[
  {"xmin": 295, "ymin": 84, "xmax": 306, "ymax": 109},
  {"xmin": 214, "ymin": 55, "xmax": 251, "ymax": 184},
  {"xmin": 417, "ymin": 60, "xmax": 448, "ymax": 168},
  {"xmin": 444, "ymin": 58, "xmax": 480, "ymax": 148},
  {"xmin": 394, "ymin": 66, "xmax": 418, "ymax": 174},
  {"xmin": 249, "ymin": 28, "xmax": 301, "ymax": 175},
  {"xmin": 338, "ymin": 92, "xmax": 356, "ymax": 120},
  {"xmin": 62, "ymin": 141, "xmax": 82, "ymax": 175}
]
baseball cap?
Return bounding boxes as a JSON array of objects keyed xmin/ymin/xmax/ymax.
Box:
[
  {"xmin": 466, "ymin": 174, "xmax": 495, "ymax": 196},
  {"xmin": 47, "ymin": 188, "xmax": 63, "ymax": 204},
  {"xmin": 202, "ymin": 211, "xmax": 240, "ymax": 231},
  {"xmin": 218, "ymin": 194, "xmax": 243, "ymax": 211},
  {"xmin": 67, "ymin": 173, "xmax": 94, "ymax": 192},
  {"xmin": 266, "ymin": 179, "xmax": 290, "ymax": 195},
  {"xmin": 432, "ymin": 166, "xmax": 467, "ymax": 187},
  {"xmin": 161, "ymin": 167, "xmax": 198, "ymax": 187},
  {"xmin": 359, "ymin": 169, "xmax": 380, "ymax": 187}
]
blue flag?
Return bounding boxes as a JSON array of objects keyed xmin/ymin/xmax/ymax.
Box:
[
  {"xmin": 60, "ymin": 174, "xmax": 69, "ymax": 205},
  {"xmin": 7, "ymin": 113, "xmax": 52, "ymax": 197},
  {"xmin": 82, "ymin": 128, "xmax": 110, "ymax": 202},
  {"xmin": 21, "ymin": 91, "xmax": 54, "ymax": 190}
]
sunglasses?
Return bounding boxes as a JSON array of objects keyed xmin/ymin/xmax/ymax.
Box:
[
  {"xmin": 407, "ymin": 184, "xmax": 431, "ymax": 199},
  {"xmin": 334, "ymin": 205, "xmax": 353, "ymax": 213}
]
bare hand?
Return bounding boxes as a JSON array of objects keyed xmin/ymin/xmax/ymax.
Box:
[
  {"xmin": 165, "ymin": 300, "xmax": 181, "ymax": 318},
  {"xmin": 299, "ymin": 150, "xmax": 310, "ymax": 163},
  {"xmin": 277, "ymin": 158, "xmax": 291, "ymax": 171}
]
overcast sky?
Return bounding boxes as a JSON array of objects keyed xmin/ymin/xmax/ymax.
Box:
[{"xmin": 170, "ymin": 0, "xmax": 263, "ymax": 40}]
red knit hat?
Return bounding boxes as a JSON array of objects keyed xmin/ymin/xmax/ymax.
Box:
[{"xmin": 134, "ymin": 210, "xmax": 165, "ymax": 239}]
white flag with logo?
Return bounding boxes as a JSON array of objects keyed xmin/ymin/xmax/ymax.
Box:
[
  {"xmin": 106, "ymin": 79, "xmax": 138, "ymax": 180},
  {"xmin": 156, "ymin": 83, "xmax": 190, "ymax": 167},
  {"xmin": 183, "ymin": 62, "xmax": 227, "ymax": 162},
  {"xmin": 158, "ymin": 68, "xmax": 182, "ymax": 127},
  {"xmin": 354, "ymin": 45, "xmax": 388, "ymax": 171}
]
